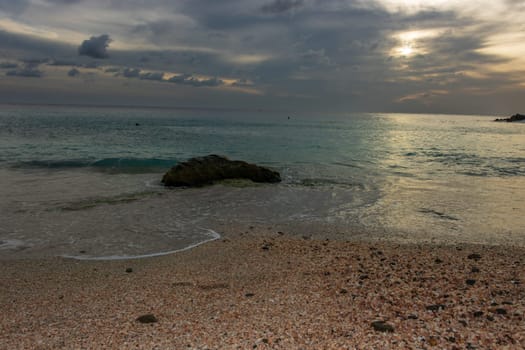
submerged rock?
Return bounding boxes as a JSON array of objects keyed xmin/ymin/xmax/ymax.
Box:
[
  {"xmin": 162, "ymin": 155, "xmax": 281, "ymax": 187},
  {"xmin": 495, "ymin": 113, "xmax": 525, "ymax": 122}
]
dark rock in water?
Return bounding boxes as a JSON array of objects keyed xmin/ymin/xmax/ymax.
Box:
[
  {"xmin": 495, "ymin": 113, "xmax": 525, "ymax": 122},
  {"xmin": 162, "ymin": 155, "xmax": 281, "ymax": 187},
  {"xmin": 136, "ymin": 314, "xmax": 158, "ymax": 323},
  {"xmin": 371, "ymin": 321, "xmax": 394, "ymax": 332}
]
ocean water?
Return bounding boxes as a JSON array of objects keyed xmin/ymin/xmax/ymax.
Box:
[{"xmin": 1, "ymin": 105, "xmax": 524, "ymax": 259}]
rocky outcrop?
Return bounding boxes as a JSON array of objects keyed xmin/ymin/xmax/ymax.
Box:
[
  {"xmin": 495, "ymin": 113, "xmax": 525, "ymax": 122},
  {"xmin": 162, "ymin": 155, "xmax": 281, "ymax": 187}
]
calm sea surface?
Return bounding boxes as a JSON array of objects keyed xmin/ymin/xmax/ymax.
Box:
[{"xmin": 1, "ymin": 105, "xmax": 524, "ymax": 259}]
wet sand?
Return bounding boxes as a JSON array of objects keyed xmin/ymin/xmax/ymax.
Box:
[{"xmin": 1, "ymin": 230, "xmax": 524, "ymax": 349}]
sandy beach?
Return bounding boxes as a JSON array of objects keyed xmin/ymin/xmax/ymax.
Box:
[{"xmin": 1, "ymin": 228, "xmax": 524, "ymax": 349}]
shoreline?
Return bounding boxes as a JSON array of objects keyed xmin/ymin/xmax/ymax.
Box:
[{"xmin": 1, "ymin": 231, "xmax": 524, "ymax": 349}]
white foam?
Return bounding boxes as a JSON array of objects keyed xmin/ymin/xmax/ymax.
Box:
[{"xmin": 62, "ymin": 229, "xmax": 221, "ymax": 261}]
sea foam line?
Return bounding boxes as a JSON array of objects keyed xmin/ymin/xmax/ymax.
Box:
[{"xmin": 62, "ymin": 229, "xmax": 221, "ymax": 261}]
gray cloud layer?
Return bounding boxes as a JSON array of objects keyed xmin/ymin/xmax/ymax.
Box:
[{"xmin": 0, "ymin": 0, "xmax": 524, "ymax": 114}]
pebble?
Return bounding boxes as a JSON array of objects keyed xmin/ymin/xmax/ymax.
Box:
[
  {"xmin": 136, "ymin": 314, "xmax": 158, "ymax": 323},
  {"xmin": 467, "ymin": 253, "xmax": 481, "ymax": 261},
  {"xmin": 125, "ymin": 268, "xmax": 133, "ymax": 273},
  {"xmin": 466, "ymin": 279, "xmax": 476, "ymax": 286},
  {"xmin": 371, "ymin": 321, "xmax": 394, "ymax": 333},
  {"xmin": 426, "ymin": 304, "xmax": 446, "ymax": 312}
]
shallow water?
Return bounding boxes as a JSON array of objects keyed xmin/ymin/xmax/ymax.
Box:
[{"xmin": 1, "ymin": 106, "xmax": 524, "ymax": 259}]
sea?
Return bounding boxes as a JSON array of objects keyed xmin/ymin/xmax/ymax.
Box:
[{"xmin": 1, "ymin": 105, "xmax": 524, "ymax": 260}]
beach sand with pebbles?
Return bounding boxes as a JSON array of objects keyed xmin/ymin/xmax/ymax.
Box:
[{"xmin": 1, "ymin": 229, "xmax": 524, "ymax": 349}]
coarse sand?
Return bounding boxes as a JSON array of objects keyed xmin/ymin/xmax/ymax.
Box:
[{"xmin": 1, "ymin": 230, "xmax": 524, "ymax": 349}]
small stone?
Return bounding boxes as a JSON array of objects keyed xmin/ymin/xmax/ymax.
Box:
[
  {"xmin": 79, "ymin": 250, "xmax": 86, "ymax": 254},
  {"xmin": 466, "ymin": 279, "xmax": 476, "ymax": 286},
  {"xmin": 471, "ymin": 267, "xmax": 480, "ymax": 273},
  {"xmin": 426, "ymin": 304, "xmax": 446, "ymax": 312},
  {"xmin": 495, "ymin": 308, "xmax": 507, "ymax": 315},
  {"xmin": 473, "ymin": 311, "xmax": 484, "ymax": 317},
  {"xmin": 448, "ymin": 337, "xmax": 456, "ymax": 343},
  {"xmin": 486, "ymin": 315, "xmax": 495, "ymax": 321},
  {"xmin": 136, "ymin": 314, "xmax": 158, "ymax": 323},
  {"xmin": 371, "ymin": 321, "xmax": 394, "ymax": 333},
  {"xmin": 125, "ymin": 268, "xmax": 133, "ymax": 273},
  {"xmin": 435, "ymin": 258, "xmax": 443, "ymax": 263},
  {"xmin": 459, "ymin": 320, "xmax": 468, "ymax": 327},
  {"xmin": 359, "ymin": 274, "xmax": 369, "ymax": 280},
  {"xmin": 245, "ymin": 293, "xmax": 255, "ymax": 297},
  {"xmin": 467, "ymin": 253, "xmax": 481, "ymax": 261},
  {"xmin": 407, "ymin": 314, "xmax": 418, "ymax": 320}
]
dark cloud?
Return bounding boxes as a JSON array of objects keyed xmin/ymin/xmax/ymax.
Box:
[
  {"xmin": 167, "ymin": 73, "xmax": 223, "ymax": 87},
  {"xmin": 48, "ymin": 59, "xmax": 77, "ymax": 66},
  {"xmin": 0, "ymin": 62, "xmax": 18, "ymax": 69},
  {"xmin": 6, "ymin": 68, "xmax": 43, "ymax": 78},
  {"xmin": 140, "ymin": 71, "xmax": 164, "ymax": 81},
  {"xmin": 122, "ymin": 67, "xmax": 141, "ymax": 78},
  {"xmin": 261, "ymin": 0, "xmax": 304, "ymax": 14},
  {"xmin": 78, "ymin": 34, "xmax": 112, "ymax": 59},
  {"xmin": 68, "ymin": 68, "xmax": 80, "ymax": 77}
]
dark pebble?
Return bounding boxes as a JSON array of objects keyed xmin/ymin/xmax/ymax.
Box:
[
  {"xmin": 466, "ymin": 279, "xmax": 476, "ymax": 286},
  {"xmin": 459, "ymin": 320, "xmax": 468, "ymax": 327},
  {"xmin": 359, "ymin": 274, "xmax": 369, "ymax": 280},
  {"xmin": 467, "ymin": 253, "xmax": 481, "ymax": 261},
  {"xmin": 371, "ymin": 321, "xmax": 394, "ymax": 333},
  {"xmin": 471, "ymin": 267, "xmax": 480, "ymax": 273},
  {"xmin": 339, "ymin": 289, "xmax": 348, "ymax": 294},
  {"xmin": 435, "ymin": 258, "xmax": 443, "ymax": 263},
  {"xmin": 448, "ymin": 337, "xmax": 456, "ymax": 343},
  {"xmin": 495, "ymin": 308, "xmax": 507, "ymax": 315},
  {"xmin": 136, "ymin": 314, "xmax": 158, "ymax": 323},
  {"xmin": 125, "ymin": 268, "xmax": 133, "ymax": 273},
  {"xmin": 486, "ymin": 315, "xmax": 495, "ymax": 321},
  {"xmin": 473, "ymin": 311, "xmax": 484, "ymax": 317},
  {"xmin": 79, "ymin": 250, "xmax": 86, "ymax": 254},
  {"xmin": 426, "ymin": 304, "xmax": 446, "ymax": 312},
  {"xmin": 245, "ymin": 293, "xmax": 255, "ymax": 297},
  {"xmin": 407, "ymin": 314, "xmax": 418, "ymax": 320}
]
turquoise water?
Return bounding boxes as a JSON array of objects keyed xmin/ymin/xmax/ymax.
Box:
[{"xmin": 1, "ymin": 105, "xmax": 524, "ymax": 259}]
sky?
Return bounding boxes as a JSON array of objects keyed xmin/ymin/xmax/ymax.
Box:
[{"xmin": 0, "ymin": 0, "xmax": 524, "ymax": 115}]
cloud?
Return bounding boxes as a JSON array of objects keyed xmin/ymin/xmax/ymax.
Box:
[
  {"xmin": 68, "ymin": 68, "xmax": 80, "ymax": 77},
  {"xmin": 0, "ymin": 62, "xmax": 19, "ymax": 69},
  {"xmin": 140, "ymin": 71, "xmax": 164, "ymax": 81},
  {"xmin": 167, "ymin": 74, "xmax": 223, "ymax": 87},
  {"xmin": 78, "ymin": 34, "xmax": 112, "ymax": 59},
  {"xmin": 6, "ymin": 68, "xmax": 43, "ymax": 77},
  {"xmin": 122, "ymin": 67, "xmax": 141, "ymax": 78},
  {"xmin": 261, "ymin": 0, "xmax": 304, "ymax": 14}
]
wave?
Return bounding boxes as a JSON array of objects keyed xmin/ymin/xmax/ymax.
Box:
[{"xmin": 11, "ymin": 157, "xmax": 177, "ymax": 173}]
